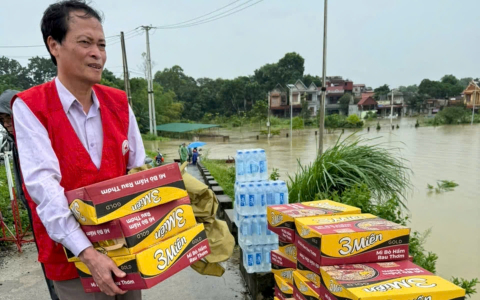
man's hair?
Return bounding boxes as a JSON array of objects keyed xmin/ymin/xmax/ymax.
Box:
[{"xmin": 41, "ymin": 0, "xmax": 103, "ymax": 66}]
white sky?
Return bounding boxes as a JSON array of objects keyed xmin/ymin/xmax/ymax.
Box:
[{"xmin": 1, "ymin": 0, "xmax": 479, "ymax": 88}]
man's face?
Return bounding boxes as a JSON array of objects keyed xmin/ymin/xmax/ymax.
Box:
[
  {"xmin": 0, "ymin": 113, "xmax": 13, "ymax": 134},
  {"xmin": 49, "ymin": 11, "xmax": 106, "ymax": 85}
]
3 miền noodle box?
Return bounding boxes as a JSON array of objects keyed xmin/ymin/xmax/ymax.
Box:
[
  {"xmin": 296, "ymin": 250, "xmax": 321, "ymax": 287},
  {"xmin": 271, "ymin": 250, "xmax": 296, "ymax": 285},
  {"xmin": 278, "ymin": 239, "xmax": 297, "ymax": 263},
  {"xmin": 65, "ymin": 197, "xmax": 196, "ymax": 262},
  {"xmin": 295, "ymin": 213, "xmax": 410, "ymax": 265},
  {"xmin": 293, "ymin": 271, "xmax": 320, "ymax": 300},
  {"xmin": 65, "ymin": 163, "xmax": 188, "ymax": 225},
  {"xmin": 74, "ymin": 223, "xmax": 210, "ymax": 292},
  {"xmin": 267, "ymin": 200, "xmax": 361, "ymax": 243},
  {"xmin": 274, "ymin": 274, "xmax": 294, "ymax": 300},
  {"xmin": 320, "ymin": 260, "xmax": 465, "ymax": 300}
]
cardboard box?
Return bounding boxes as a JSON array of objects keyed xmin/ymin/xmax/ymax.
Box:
[
  {"xmin": 296, "ymin": 251, "xmax": 321, "ymax": 287},
  {"xmin": 279, "ymin": 238, "xmax": 297, "ymax": 263},
  {"xmin": 274, "ymin": 275, "xmax": 294, "ymax": 300},
  {"xmin": 295, "ymin": 213, "xmax": 410, "ymax": 265},
  {"xmin": 65, "ymin": 197, "xmax": 196, "ymax": 262},
  {"xmin": 293, "ymin": 271, "xmax": 320, "ymax": 300},
  {"xmin": 267, "ymin": 200, "xmax": 361, "ymax": 243},
  {"xmin": 320, "ymin": 260, "xmax": 465, "ymax": 300},
  {"xmin": 75, "ymin": 223, "xmax": 210, "ymax": 292},
  {"xmin": 271, "ymin": 250, "xmax": 296, "ymax": 285},
  {"xmin": 66, "ymin": 163, "xmax": 188, "ymax": 225}
]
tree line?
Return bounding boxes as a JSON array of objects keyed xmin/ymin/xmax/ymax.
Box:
[{"xmin": 1, "ymin": 53, "xmax": 477, "ymax": 133}]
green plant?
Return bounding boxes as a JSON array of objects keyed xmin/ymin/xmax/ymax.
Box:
[
  {"xmin": 409, "ymin": 229, "xmax": 438, "ymax": 273},
  {"xmin": 270, "ymin": 168, "xmax": 280, "ymax": 180},
  {"xmin": 201, "ymin": 159, "xmax": 235, "ymax": 200},
  {"xmin": 451, "ymin": 278, "xmax": 478, "ymax": 298},
  {"xmin": 428, "ymin": 180, "xmax": 459, "ymax": 193},
  {"xmin": 345, "ymin": 114, "xmax": 364, "ymax": 128},
  {"xmin": 141, "ymin": 133, "xmax": 170, "ymax": 141},
  {"xmin": 376, "ymin": 122, "xmax": 381, "ymax": 130},
  {"xmin": 292, "ymin": 116, "xmax": 304, "ymax": 130},
  {"xmin": 288, "ymin": 134, "xmax": 411, "ymax": 207},
  {"xmin": 260, "ymin": 129, "xmax": 280, "ymax": 136}
]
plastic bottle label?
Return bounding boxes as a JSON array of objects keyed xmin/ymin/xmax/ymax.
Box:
[
  {"xmin": 280, "ymin": 193, "xmax": 284, "ymax": 204},
  {"xmin": 240, "ymin": 195, "xmax": 246, "ymax": 207},
  {"xmin": 259, "ymin": 161, "xmax": 266, "ymax": 173},
  {"xmin": 247, "ymin": 254, "xmax": 254, "ymax": 266},
  {"xmin": 241, "ymin": 224, "xmax": 249, "ymax": 236},
  {"xmin": 237, "ymin": 162, "xmax": 244, "ymax": 176},
  {"xmin": 250, "ymin": 163, "xmax": 258, "ymax": 174},
  {"xmin": 256, "ymin": 224, "xmax": 262, "ymax": 236},
  {"xmin": 264, "ymin": 251, "xmax": 271, "ymax": 264},
  {"xmin": 256, "ymin": 253, "xmax": 262, "ymax": 265},
  {"xmin": 249, "ymin": 195, "xmax": 255, "ymax": 207},
  {"xmin": 261, "ymin": 195, "xmax": 266, "ymax": 206}
]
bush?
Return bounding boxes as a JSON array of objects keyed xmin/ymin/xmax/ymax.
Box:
[
  {"xmin": 291, "ymin": 116, "xmax": 304, "ymax": 130},
  {"xmin": 345, "ymin": 114, "xmax": 363, "ymax": 128},
  {"xmin": 201, "ymin": 159, "xmax": 235, "ymax": 200},
  {"xmin": 325, "ymin": 114, "xmax": 345, "ymax": 129},
  {"xmin": 436, "ymin": 107, "xmax": 466, "ymax": 124},
  {"xmin": 304, "ymin": 118, "xmax": 316, "ymax": 127}
]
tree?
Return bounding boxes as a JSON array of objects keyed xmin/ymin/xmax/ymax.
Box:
[
  {"xmin": 100, "ymin": 69, "xmax": 123, "ymax": 89},
  {"xmin": 0, "ymin": 56, "xmax": 32, "ymax": 90},
  {"xmin": 373, "ymin": 84, "xmax": 390, "ymax": 100},
  {"xmin": 339, "ymin": 93, "xmax": 352, "ymax": 115},
  {"xmin": 27, "ymin": 56, "xmax": 56, "ymax": 86},
  {"xmin": 302, "ymin": 74, "xmax": 322, "ymax": 87},
  {"xmin": 254, "ymin": 52, "xmax": 305, "ymax": 91},
  {"xmin": 300, "ymin": 93, "xmax": 311, "ymax": 121}
]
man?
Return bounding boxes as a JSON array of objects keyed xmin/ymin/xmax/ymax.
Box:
[{"xmin": 11, "ymin": 1, "xmax": 144, "ymax": 299}]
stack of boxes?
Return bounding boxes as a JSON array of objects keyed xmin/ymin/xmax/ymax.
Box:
[
  {"xmin": 267, "ymin": 200, "xmax": 360, "ymax": 300},
  {"xmin": 64, "ymin": 163, "xmax": 211, "ymax": 293},
  {"xmin": 268, "ymin": 202, "xmax": 466, "ymax": 300}
]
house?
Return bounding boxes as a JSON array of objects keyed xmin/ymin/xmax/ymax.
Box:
[
  {"xmin": 424, "ymin": 99, "xmax": 448, "ymax": 115},
  {"xmin": 377, "ymin": 90, "xmax": 407, "ymax": 117},
  {"xmin": 353, "ymin": 84, "xmax": 367, "ymax": 99},
  {"xmin": 463, "ymin": 81, "xmax": 480, "ymax": 110},
  {"xmin": 269, "ymin": 80, "xmax": 319, "ymax": 117},
  {"xmin": 320, "ymin": 76, "xmax": 354, "ymax": 115},
  {"xmin": 357, "ymin": 93, "xmax": 378, "ymax": 118}
]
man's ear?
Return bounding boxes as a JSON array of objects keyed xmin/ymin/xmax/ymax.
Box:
[{"xmin": 47, "ymin": 36, "xmax": 60, "ymax": 58}]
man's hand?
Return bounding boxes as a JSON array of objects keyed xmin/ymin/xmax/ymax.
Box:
[{"xmin": 78, "ymin": 247, "xmax": 127, "ymax": 296}]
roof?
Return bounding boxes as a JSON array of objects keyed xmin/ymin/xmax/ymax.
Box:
[
  {"xmin": 353, "ymin": 84, "xmax": 365, "ymax": 87},
  {"xmin": 358, "ymin": 96, "xmax": 377, "ymax": 106},
  {"xmin": 156, "ymin": 123, "xmax": 220, "ymax": 133}
]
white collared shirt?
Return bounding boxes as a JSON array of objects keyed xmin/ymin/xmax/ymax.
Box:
[{"xmin": 12, "ymin": 77, "xmax": 146, "ymax": 257}]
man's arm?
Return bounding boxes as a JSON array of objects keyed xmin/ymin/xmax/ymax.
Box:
[
  {"xmin": 127, "ymin": 104, "xmax": 146, "ymax": 170},
  {"xmin": 12, "ymin": 99, "xmax": 91, "ymax": 256}
]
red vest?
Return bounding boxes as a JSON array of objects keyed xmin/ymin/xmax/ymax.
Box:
[{"xmin": 12, "ymin": 80, "xmax": 130, "ymax": 281}]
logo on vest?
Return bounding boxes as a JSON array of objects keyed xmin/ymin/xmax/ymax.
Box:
[{"xmin": 122, "ymin": 140, "xmax": 129, "ymax": 155}]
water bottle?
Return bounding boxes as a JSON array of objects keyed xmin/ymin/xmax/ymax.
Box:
[
  {"xmin": 266, "ymin": 228, "xmax": 278, "ymax": 244},
  {"xmin": 264, "ymin": 182, "xmax": 273, "ymax": 205},
  {"xmin": 244, "ymin": 245, "xmax": 255, "ymax": 273},
  {"xmin": 255, "ymin": 245, "xmax": 263, "ymax": 272},
  {"xmin": 262, "ymin": 245, "xmax": 272, "ymax": 272},
  {"xmin": 251, "ymin": 215, "xmax": 259, "ymax": 244},
  {"xmin": 255, "ymin": 183, "xmax": 266, "ymax": 214},
  {"xmin": 240, "ymin": 216, "xmax": 252, "ymax": 246},
  {"xmin": 244, "ymin": 151, "xmax": 252, "ymax": 181},
  {"xmin": 259, "ymin": 149, "xmax": 268, "ymax": 181},
  {"xmin": 236, "ymin": 151, "xmax": 245, "ymax": 182},
  {"xmin": 279, "ymin": 181, "xmax": 288, "ymax": 204},
  {"xmin": 247, "ymin": 183, "xmax": 255, "ymax": 215},
  {"xmin": 258, "ymin": 215, "xmax": 267, "ymax": 242},
  {"xmin": 238, "ymin": 184, "xmax": 247, "ymax": 215},
  {"xmin": 248, "ymin": 150, "xmax": 260, "ymax": 181},
  {"xmin": 272, "ymin": 181, "xmax": 280, "ymax": 204}
]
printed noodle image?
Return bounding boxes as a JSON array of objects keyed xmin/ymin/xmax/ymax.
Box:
[
  {"xmin": 323, "ymin": 264, "xmax": 378, "ymax": 281},
  {"xmin": 289, "ymin": 209, "xmax": 327, "ymax": 217},
  {"xmin": 354, "ymin": 219, "xmax": 405, "ymax": 231}
]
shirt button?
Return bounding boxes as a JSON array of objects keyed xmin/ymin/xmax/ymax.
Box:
[{"xmin": 90, "ymin": 143, "xmax": 95, "ymax": 147}]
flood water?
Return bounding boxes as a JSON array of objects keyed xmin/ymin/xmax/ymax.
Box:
[{"xmin": 145, "ymin": 118, "xmax": 480, "ymax": 293}]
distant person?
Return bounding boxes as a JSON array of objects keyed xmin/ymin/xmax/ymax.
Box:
[
  {"xmin": 192, "ymin": 148, "xmax": 199, "ymax": 165},
  {"xmin": 180, "ymin": 143, "xmax": 188, "ymax": 163},
  {"xmin": 187, "ymin": 146, "xmax": 193, "ymax": 163}
]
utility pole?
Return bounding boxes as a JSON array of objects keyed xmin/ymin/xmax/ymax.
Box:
[
  {"xmin": 391, "ymin": 89, "xmax": 394, "ymax": 128},
  {"xmin": 471, "ymin": 82, "xmax": 477, "ymax": 125},
  {"xmin": 319, "ymin": 0, "xmax": 328, "ymax": 156},
  {"xmin": 141, "ymin": 25, "xmax": 157, "ymax": 135},
  {"xmin": 267, "ymin": 92, "xmax": 271, "ymax": 138},
  {"xmin": 120, "ymin": 32, "xmax": 132, "ymax": 108}
]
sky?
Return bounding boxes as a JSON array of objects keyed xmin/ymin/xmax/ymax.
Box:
[{"xmin": 1, "ymin": 0, "xmax": 479, "ymax": 88}]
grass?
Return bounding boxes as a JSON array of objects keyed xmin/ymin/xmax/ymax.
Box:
[
  {"xmin": 288, "ymin": 134, "xmax": 412, "ymax": 207},
  {"xmin": 428, "ymin": 180, "xmax": 459, "ymax": 193},
  {"xmin": 201, "ymin": 159, "xmax": 235, "ymax": 201}
]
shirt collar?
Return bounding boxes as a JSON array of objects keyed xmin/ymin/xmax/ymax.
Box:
[{"xmin": 55, "ymin": 77, "xmax": 100, "ymax": 114}]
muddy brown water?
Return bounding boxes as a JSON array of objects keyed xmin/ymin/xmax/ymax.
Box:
[{"xmin": 145, "ymin": 118, "xmax": 480, "ymax": 295}]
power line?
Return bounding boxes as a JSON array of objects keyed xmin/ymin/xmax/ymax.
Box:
[
  {"xmin": 154, "ymin": 0, "xmax": 264, "ymax": 29},
  {"xmin": 155, "ymin": 0, "xmax": 243, "ymax": 28}
]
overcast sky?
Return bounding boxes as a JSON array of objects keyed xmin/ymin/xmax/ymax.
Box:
[{"xmin": 1, "ymin": 0, "xmax": 479, "ymax": 88}]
